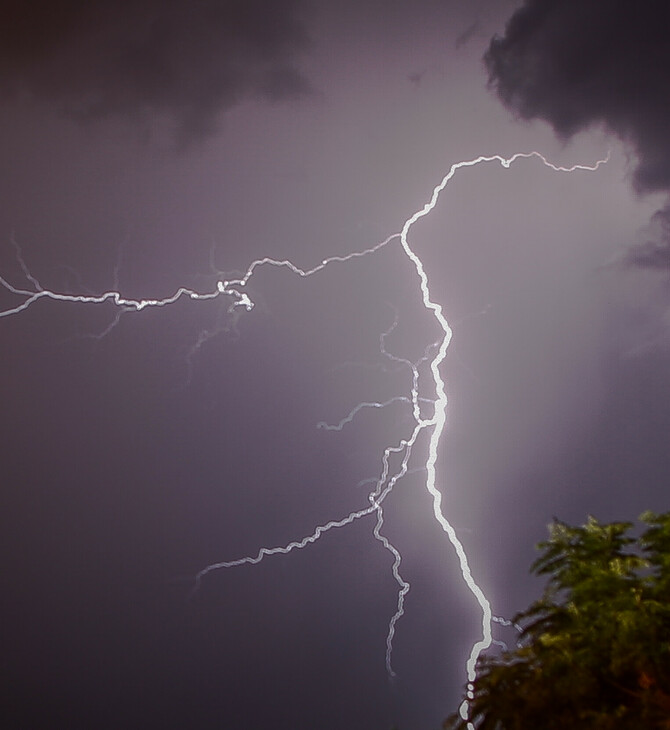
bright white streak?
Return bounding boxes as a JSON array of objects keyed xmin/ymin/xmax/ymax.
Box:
[
  {"xmin": 395, "ymin": 150, "xmax": 608, "ymax": 725},
  {"xmin": 0, "ymin": 151, "xmax": 608, "ymax": 720}
]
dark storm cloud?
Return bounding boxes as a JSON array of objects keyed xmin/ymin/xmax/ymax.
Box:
[
  {"xmin": 0, "ymin": 0, "xmax": 313, "ymax": 140},
  {"xmin": 484, "ymin": 0, "xmax": 670, "ymax": 196},
  {"xmin": 625, "ymin": 205, "xmax": 670, "ymax": 271}
]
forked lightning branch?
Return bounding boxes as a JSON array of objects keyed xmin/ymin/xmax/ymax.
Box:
[{"xmin": 0, "ymin": 151, "xmax": 607, "ymax": 722}]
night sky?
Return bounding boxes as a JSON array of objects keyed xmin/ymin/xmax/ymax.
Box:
[{"xmin": 2, "ymin": 2, "xmax": 670, "ymax": 729}]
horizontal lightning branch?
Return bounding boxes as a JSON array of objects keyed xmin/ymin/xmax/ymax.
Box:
[{"xmin": 316, "ymin": 396, "xmax": 435, "ymax": 431}]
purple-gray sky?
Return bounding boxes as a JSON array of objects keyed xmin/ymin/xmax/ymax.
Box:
[{"xmin": 2, "ymin": 2, "xmax": 669, "ymax": 728}]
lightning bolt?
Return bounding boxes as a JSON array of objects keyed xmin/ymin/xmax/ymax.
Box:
[{"xmin": 0, "ymin": 150, "xmax": 608, "ymax": 722}]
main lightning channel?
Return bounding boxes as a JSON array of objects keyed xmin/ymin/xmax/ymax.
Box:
[
  {"xmin": 0, "ymin": 150, "xmax": 608, "ymax": 719},
  {"xmin": 393, "ymin": 150, "xmax": 607, "ymax": 723}
]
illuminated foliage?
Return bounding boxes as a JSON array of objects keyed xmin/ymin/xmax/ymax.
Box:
[{"xmin": 445, "ymin": 512, "xmax": 670, "ymax": 729}]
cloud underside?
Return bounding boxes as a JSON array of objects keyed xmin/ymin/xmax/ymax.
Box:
[
  {"xmin": 0, "ymin": 0, "xmax": 312, "ymax": 141},
  {"xmin": 485, "ymin": 0, "xmax": 670, "ymax": 271}
]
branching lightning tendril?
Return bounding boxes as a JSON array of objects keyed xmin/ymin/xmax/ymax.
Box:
[{"xmin": 0, "ymin": 151, "xmax": 607, "ymax": 721}]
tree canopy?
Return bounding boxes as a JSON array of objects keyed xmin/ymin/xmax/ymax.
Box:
[{"xmin": 445, "ymin": 511, "xmax": 670, "ymax": 729}]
